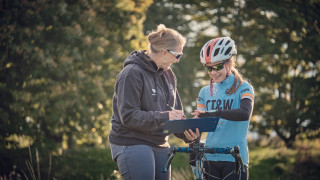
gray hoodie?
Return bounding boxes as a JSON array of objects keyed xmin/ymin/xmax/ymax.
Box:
[{"xmin": 108, "ymin": 50, "xmax": 183, "ymax": 147}]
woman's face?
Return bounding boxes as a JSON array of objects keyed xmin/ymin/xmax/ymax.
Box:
[
  {"xmin": 161, "ymin": 46, "xmax": 183, "ymax": 70},
  {"xmin": 206, "ymin": 60, "xmax": 231, "ymax": 83}
]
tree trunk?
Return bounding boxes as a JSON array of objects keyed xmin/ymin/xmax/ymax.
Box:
[{"xmin": 67, "ymin": 132, "xmax": 74, "ymax": 149}]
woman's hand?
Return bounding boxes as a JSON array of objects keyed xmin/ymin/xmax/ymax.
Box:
[
  {"xmin": 184, "ymin": 128, "xmax": 200, "ymax": 141},
  {"xmin": 191, "ymin": 110, "xmax": 205, "ymax": 118},
  {"xmin": 169, "ymin": 110, "xmax": 185, "ymax": 120}
]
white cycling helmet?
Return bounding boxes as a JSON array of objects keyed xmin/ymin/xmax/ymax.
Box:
[{"xmin": 200, "ymin": 37, "xmax": 237, "ymax": 64}]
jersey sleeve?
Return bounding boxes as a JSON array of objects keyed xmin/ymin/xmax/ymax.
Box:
[
  {"xmin": 197, "ymin": 87, "xmax": 206, "ymax": 111},
  {"xmin": 239, "ymin": 82, "xmax": 255, "ymax": 101}
]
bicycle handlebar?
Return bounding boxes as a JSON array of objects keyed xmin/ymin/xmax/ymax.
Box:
[
  {"xmin": 161, "ymin": 143, "xmax": 245, "ymax": 175},
  {"xmin": 169, "ymin": 146, "xmax": 233, "ymax": 154}
]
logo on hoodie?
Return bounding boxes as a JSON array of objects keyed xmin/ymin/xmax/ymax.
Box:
[
  {"xmin": 152, "ymin": 88, "xmax": 156, "ymax": 95},
  {"xmin": 168, "ymin": 84, "xmax": 173, "ymax": 90}
]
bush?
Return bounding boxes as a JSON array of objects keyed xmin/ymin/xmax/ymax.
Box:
[{"xmin": 53, "ymin": 147, "xmax": 117, "ymax": 180}]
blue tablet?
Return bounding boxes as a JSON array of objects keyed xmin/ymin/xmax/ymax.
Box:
[{"xmin": 163, "ymin": 117, "xmax": 220, "ymax": 134}]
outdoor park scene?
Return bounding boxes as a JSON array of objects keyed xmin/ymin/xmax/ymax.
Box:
[{"xmin": 1, "ymin": 0, "xmax": 319, "ymax": 179}]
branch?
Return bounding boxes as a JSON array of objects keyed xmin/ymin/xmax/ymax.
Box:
[
  {"xmin": 274, "ymin": 123, "xmax": 288, "ymax": 143},
  {"xmin": 314, "ymin": 20, "xmax": 320, "ymax": 34}
]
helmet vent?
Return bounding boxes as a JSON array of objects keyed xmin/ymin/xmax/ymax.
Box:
[
  {"xmin": 219, "ymin": 39, "xmax": 224, "ymax": 45},
  {"xmin": 201, "ymin": 50, "xmax": 203, "ymax": 58},
  {"xmin": 206, "ymin": 46, "xmax": 211, "ymax": 57},
  {"xmin": 225, "ymin": 47, "xmax": 232, "ymax": 55},
  {"xmin": 225, "ymin": 40, "xmax": 231, "ymax": 45},
  {"xmin": 214, "ymin": 48, "xmax": 220, "ymax": 56}
]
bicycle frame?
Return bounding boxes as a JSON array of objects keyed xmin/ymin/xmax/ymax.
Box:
[{"xmin": 161, "ymin": 142, "xmax": 245, "ymax": 180}]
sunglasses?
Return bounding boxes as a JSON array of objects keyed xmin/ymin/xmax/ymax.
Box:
[
  {"xmin": 167, "ymin": 49, "xmax": 183, "ymax": 59},
  {"xmin": 203, "ymin": 60, "xmax": 230, "ymax": 72}
]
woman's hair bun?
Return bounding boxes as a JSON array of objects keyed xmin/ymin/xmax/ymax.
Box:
[
  {"xmin": 157, "ymin": 24, "xmax": 166, "ymax": 32},
  {"xmin": 148, "ymin": 24, "xmax": 167, "ymax": 42}
]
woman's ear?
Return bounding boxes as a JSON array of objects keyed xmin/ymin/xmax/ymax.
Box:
[
  {"xmin": 162, "ymin": 49, "xmax": 167, "ymax": 56},
  {"xmin": 158, "ymin": 49, "xmax": 165, "ymax": 59}
]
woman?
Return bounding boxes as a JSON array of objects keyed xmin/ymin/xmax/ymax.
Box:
[
  {"xmin": 186, "ymin": 37, "xmax": 254, "ymax": 180},
  {"xmin": 108, "ymin": 24, "xmax": 187, "ymax": 180}
]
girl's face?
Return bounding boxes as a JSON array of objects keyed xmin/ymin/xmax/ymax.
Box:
[{"xmin": 206, "ymin": 60, "xmax": 232, "ymax": 83}]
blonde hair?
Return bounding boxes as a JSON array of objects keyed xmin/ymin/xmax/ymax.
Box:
[
  {"xmin": 147, "ymin": 24, "xmax": 186, "ymax": 52},
  {"xmin": 226, "ymin": 56, "xmax": 244, "ymax": 95}
]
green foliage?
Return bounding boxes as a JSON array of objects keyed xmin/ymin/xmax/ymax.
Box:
[
  {"xmin": 249, "ymin": 146, "xmax": 294, "ymax": 179},
  {"xmin": 1, "ymin": 146, "xmax": 118, "ymax": 179},
  {"xmin": 0, "ymin": 0, "xmax": 152, "ymax": 151},
  {"xmin": 0, "ymin": 146, "xmax": 53, "ymax": 179},
  {"xmin": 249, "ymin": 144, "xmax": 320, "ymax": 180},
  {"xmin": 3, "ymin": 143, "xmax": 319, "ymax": 179},
  {"xmin": 240, "ymin": 0, "xmax": 320, "ymax": 147},
  {"xmin": 144, "ymin": 0, "xmax": 320, "ymax": 147},
  {"xmin": 169, "ymin": 142, "xmax": 320, "ymax": 180},
  {"xmin": 1, "ymin": 0, "xmax": 320, "ymax": 178},
  {"xmin": 54, "ymin": 147, "xmax": 193, "ymax": 180},
  {"xmin": 53, "ymin": 147, "xmax": 118, "ymax": 179}
]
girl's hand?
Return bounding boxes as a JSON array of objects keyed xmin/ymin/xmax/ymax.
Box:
[
  {"xmin": 184, "ymin": 128, "xmax": 200, "ymax": 141},
  {"xmin": 191, "ymin": 110, "xmax": 205, "ymax": 118}
]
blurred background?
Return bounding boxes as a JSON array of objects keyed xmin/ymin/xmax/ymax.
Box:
[{"xmin": 1, "ymin": 0, "xmax": 319, "ymax": 179}]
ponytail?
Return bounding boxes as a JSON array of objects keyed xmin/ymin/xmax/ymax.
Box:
[{"xmin": 226, "ymin": 58, "xmax": 243, "ymax": 95}]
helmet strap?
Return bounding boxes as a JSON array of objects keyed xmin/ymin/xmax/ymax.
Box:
[{"xmin": 210, "ymin": 79, "xmax": 214, "ymax": 97}]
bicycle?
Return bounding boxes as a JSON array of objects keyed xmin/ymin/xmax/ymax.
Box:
[{"xmin": 161, "ymin": 141, "xmax": 245, "ymax": 180}]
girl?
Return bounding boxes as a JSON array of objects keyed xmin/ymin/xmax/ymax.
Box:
[{"xmin": 186, "ymin": 37, "xmax": 254, "ymax": 180}]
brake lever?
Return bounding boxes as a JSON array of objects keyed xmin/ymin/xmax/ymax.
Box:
[
  {"xmin": 231, "ymin": 146, "xmax": 245, "ymax": 174},
  {"xmin": 161, "ymin": 147, "xmax": 176, "ymax": 173}
]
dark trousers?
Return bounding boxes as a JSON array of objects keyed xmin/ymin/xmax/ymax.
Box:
[
  {"xmin": 203, "ymin": 161, "xmax": 248, "ymax": 180},
  {"xmin": 110, "ymin": 143, "xmax": 171, "ymax": 180}
]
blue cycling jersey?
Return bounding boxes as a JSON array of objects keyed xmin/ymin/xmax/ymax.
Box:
[{"xmin": 197, "ymin": 74, "xmax": 254, "ymax": 165}]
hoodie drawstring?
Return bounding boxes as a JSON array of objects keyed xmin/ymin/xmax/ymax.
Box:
[{"xmin": 154, "ymin": 74, "xmax": 158, "ymax": 101}]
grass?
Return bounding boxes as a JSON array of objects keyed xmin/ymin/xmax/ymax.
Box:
[
  {"xmin": 2, "ymin": 139, "xmax": 320, "ymax": 180},
  {"xmin": 171, "ymin": 153, "xmax": 195, "ymax": 180},
  {"xmin": 249, "ymin": 146, "xmax": 295, "ymax": 179},
  {"xmin": 249, "ymin": 140, "xmax": 320, "ymax": 180},
  {"xmin": 0, "ymin": 147, "xmax": 53, "ymax": 180},
  {"xmin": 168, "ymin": 138, "xmax": 320, "ymax": 180},
  {"xmin": 53, "ymin": 147, "xmax": 118, "ymax": 180}
]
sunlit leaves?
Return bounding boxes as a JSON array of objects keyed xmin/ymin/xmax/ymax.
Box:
[{"xmin": 0, "ymin": 0, "xmax": 152, "ymax": 150}]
